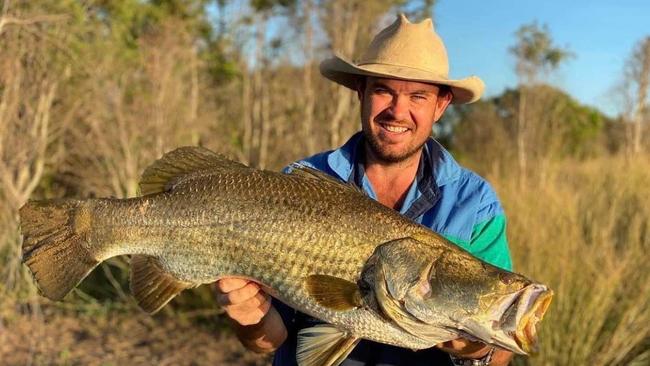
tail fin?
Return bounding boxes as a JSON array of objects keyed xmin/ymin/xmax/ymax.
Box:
[{"xmin": 19, "ymin": 199, "xmax": 99, "ymax": 301}]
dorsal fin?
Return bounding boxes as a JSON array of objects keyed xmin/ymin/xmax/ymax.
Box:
[
  {"xmin": 139, "ymin": 146, "xmax": 248, "ymax": 195},
  {"xmin": 288, "ymin": 163, "xmax": 364, "ymax": 194}
]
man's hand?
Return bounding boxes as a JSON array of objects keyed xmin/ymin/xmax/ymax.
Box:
[
  {"xmin": 214, "ymin": 278, "xmax": 287, "ymax": 353},
  {"xmin": 215, "ymin": 278, "xmax": 271, "ymax": 326},
  {"xmin": 437, "ymin": 338, "xmax": 491, "ymax": 358},
  {"xmin": 437, "ymin": 338, "xmax": 513, "ymax": 365}
]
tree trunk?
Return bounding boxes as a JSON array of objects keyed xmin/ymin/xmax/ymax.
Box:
[
  {"xmin": 250, "ymin": 13, "xmax": 267, "ymax": 167},
  {"xmin": 632, "ymin": 38, "xmax": 650, "ymax": 154},
  {"xmin": 302, "ymin": 0, "xmax": 316, "ymax": 155},
  {"xmin": 259, "ymin": 65, "xmax": 271, "ymax": 169},
  {"xmin": 517, "ymin": 86, "xmax": 527, "ymax": 187},
  {"xmin": 326, "ymin": 2, "xmax": 360, "ymax": 148},
  {"xmin": 241, "ymin": 60, "xmax": 252, "ymax": 165}
]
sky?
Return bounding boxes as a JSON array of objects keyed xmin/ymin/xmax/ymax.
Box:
[
  {"xmin": 210, "ymin": 0, "xmax": 648, "ymax": 117},
  {"xmin": 432, "ymin": 0, "xmax": 650, "ymax": 117}
]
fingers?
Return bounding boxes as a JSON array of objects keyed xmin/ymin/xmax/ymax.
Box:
[
  {"xmin": 214, "ymin": 278, "xmax": 272, "ymax": 326},
  {"xmin": 256, "ymin": 291, "xmax": 272, "ymax": 315},
  {"xmin": 228, "ymin": 294, "xmax": 271, "ymax": 326},
  {"xmin": 438, "ymin": 338, "xmax": 470, "ymax": 350},
  {"xmin": 436, "ymin": 338, "xmax": 489, "ymax": 358},
  {"xmin": 216, "ymin": 281, "xmax": 262, "ymax": 306},
  {"xmin": 216, "ymin": 278, "xmax": 251, "ymax": 293}
]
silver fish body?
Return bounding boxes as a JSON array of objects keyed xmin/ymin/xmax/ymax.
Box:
[{"xmin": 19, "ymin": 147, "xmax": 552, "ymax": 366}]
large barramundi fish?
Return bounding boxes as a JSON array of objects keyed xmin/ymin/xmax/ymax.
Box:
[{"xmin": 19, "ymin": 146, "xmax": 552, "ymax": 366}]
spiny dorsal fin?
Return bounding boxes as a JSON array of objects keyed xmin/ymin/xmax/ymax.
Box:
[
  {"xmin": 305, "ymin": 274, "xmax": 363, "ymax": 311},
  {"xmin": 297, "ymin": 324, "xmax": 360, "ymax": 366},
  {"xmin": 139, "ymin": 146, "xmax": 248, "ymax": 196},
  {"xmin": 287, "ymin": 163, "xmax": 364, "ymax": 195},
  {"xmin": 130, "ymin": 255, "xmax": 195, "ymax": 314}
]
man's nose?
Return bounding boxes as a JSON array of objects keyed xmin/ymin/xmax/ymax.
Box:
[{"xmin": 389, "ymin": 94, "xmax": 410, "ymax": 121}]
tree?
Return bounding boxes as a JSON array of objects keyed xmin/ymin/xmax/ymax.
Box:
[
  {"xmin": 623, "ymin": 36, "xmax": 650, "ymax": 154},
  {"xmin": 320, "ymin": 0, "xmax": 413, "ymax": 148},
  {"xmin": 509, "ymin": 22, "xmax": 572, "ymax": 185},
  {"xmin": 0, "ymin": 0, "xmax": 75, "ymax": 295},
  {"xmin": 452, "ymin": 85, "xmax": 608, "ymax": 179}
]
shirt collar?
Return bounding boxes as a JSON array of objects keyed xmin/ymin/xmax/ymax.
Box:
[{"xmin": 326, "ymin": 131, "xmax": 463, "ymax": 188}]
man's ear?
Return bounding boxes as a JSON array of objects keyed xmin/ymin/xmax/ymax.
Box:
[
  {"xmin": 355, "ymin": 77, "xmax": 367, "ymax": 101},
  {"xmin": 433, "ymin": 87, "xmax": 452, "ymax": 122}
]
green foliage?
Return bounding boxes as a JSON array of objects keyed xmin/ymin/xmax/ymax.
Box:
[
  {"xmin": 2, "ymin": 1, "xmax": 648, "ymax": 363},
  {"xmin": 250, "ymin": 0, "xmax": 296, "ymax": 12},
  {"xmin": 510, "ymin": 22, "xmax": 573, "ymax": 81},
  {"xmin": 452, "ymin": 84, "xmax": 610, "ymax": 166},
  {"xmin": 400, "ymin": 0, "xmax": 436, "ymax": 21},
  {"xmin": 560, "ymin": 96, "xmax": 606, "ymax": 157}
]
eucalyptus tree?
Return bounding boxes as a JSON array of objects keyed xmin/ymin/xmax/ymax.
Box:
[
  {"xmin": 509, "ymin": 22, "xmax": 572, "ymax": 185},
  {"xmin": 623, "ymin": 37, "xmax": 650, "ymax": 154}
]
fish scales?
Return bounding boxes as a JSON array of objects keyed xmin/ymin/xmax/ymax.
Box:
[
  {"xmin": 19, "ymin": 146, "xmax": 553, "ymax": 364},
  {"xmin": 80, "ymin": 168, "xmax": 429, "ymax": 347}
]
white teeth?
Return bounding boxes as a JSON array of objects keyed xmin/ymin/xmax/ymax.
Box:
[{"xmin": 383, "ymin": 125, "xmax": 408, "ymax": 133}]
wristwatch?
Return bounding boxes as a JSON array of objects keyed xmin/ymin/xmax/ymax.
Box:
[{"xmin": 449, "ymin": 347, "xmax": 495, "ymax": 366}]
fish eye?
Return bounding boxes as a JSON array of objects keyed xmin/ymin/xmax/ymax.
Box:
[{"xmin": 498, "ymin": 271, "xmax": 517, "ymax": 285}]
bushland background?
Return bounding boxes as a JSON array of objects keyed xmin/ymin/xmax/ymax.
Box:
[{"xmin": 0, "ymin": 1, "xmax": 648, "ymax": 365}]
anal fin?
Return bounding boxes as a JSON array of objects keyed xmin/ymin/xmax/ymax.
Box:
[
  {"xmin": 297, "ymin": 324, "xmax": 360, "ymax": 366},
  {"xmin": 130, "ymin": 255, "xmax": 194, "ymax": 313}
]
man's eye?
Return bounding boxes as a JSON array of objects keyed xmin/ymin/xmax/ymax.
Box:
[
  {"xmin": 373, "ymin": 88, "xmax": 389, "ymax": 94},
  {"xmin": 411, "ymin": 94, "xmax": 428, "ymax": 101}
]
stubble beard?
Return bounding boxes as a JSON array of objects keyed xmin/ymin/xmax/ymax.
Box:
[{"xmin": 362, "ymin": 128, "xmax": 426, "ymax": 164}]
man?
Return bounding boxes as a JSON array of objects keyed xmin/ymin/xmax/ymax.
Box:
[{"xmin": 215, "ymin": 14, "xmax": 514, "ymax": 366}]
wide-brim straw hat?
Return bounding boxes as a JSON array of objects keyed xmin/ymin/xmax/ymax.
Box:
[{"xmin": 320, "ymin": 14, "xmax": 485, "ymax": 104}]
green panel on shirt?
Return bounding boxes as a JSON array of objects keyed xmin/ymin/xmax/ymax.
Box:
[{"xmin": 442, "ymin": 214, "xmax": 513, "ymax": 271}]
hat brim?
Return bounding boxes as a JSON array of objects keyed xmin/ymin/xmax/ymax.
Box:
[{"xmin": 320, "ymin": 55, "xmax": 485, "ymax": 104}]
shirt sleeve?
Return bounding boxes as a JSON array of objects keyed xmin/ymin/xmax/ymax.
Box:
[
  {"xmin": 272, "ymin": 297, "xmax": 296, "ymax": 333},
  {"xmin": 470, "ymin": 212, "xmax": 513, "ymax": 271}
]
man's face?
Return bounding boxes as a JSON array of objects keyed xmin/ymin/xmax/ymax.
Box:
[{"xmin": 358, "ymin": 77, "xmax": 452, "ymax": 163}]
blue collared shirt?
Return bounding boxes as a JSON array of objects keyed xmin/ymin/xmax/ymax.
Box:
[{"xmin": 273, "ymin": 132, "xmax": 512, "ymax": 366}]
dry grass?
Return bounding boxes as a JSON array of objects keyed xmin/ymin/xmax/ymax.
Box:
[
  {"xmin": 0, "ymin": 302, "xmax": 269, "ymax": 366},
  {"xmin": 3, "ymin": 153, "xmax": 649, "ymax": 365},
  {"xmin": 3, "ymin": 156, "xmax": 650, "ymax": 365},
  {"xmin": 1, "ymin": 2, "xmax": 648, "ymax": 365},
  {"xmin": 496, "ymin": 155, "xmax": 650, "ymax": 365}
]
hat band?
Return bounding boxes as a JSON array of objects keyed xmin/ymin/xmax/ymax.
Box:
[{"xmin": 356, "ymin": 61, "xmax": 449, "ymax": 80}]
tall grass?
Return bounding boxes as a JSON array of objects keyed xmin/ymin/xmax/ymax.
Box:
[
  {"xmin": 2, "ymin": 154, "xmax": 649, "ymax": 364},
  {"xmin": 499, "ymin": 155, "xmax": 650, "ymax": 365},
  {"xmin": 5, "ymin": 157, "xmax": 650, "ymax": 365}
]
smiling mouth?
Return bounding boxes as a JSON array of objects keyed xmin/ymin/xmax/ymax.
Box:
[{"xmin": 379, "ymin": 123, "xmax": 410, "ymax": 133}]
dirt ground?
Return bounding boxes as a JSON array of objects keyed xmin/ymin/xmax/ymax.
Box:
[{"xmin": 0, "ymin": 307, "xmax": 270, "ymax": 366}]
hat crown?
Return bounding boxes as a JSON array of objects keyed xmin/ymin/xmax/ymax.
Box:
[{"xmin": 358, "ymin": 14, "xmax": 449, "ymax": 78}]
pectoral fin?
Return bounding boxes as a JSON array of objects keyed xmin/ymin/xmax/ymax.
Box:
[
  {"xmin": 130, "ymin": 255, "xmax": 195, "ymax": 314},
  {"xmin": 305, "ymin": 275, "xmax": 362, "ymax": 311},
  {"xmin": 297, "ymin": 324, "xmax": 360, "ymax": 366}
]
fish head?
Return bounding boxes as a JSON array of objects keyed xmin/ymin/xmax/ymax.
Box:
[{"xmin": 360, "ymin": 237, "xmax": 553, "ymax": 354}]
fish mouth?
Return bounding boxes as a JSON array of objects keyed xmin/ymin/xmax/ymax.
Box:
[{"xmin": 508, "ymin": 285, "xmax": 553, "ymax": 354}]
